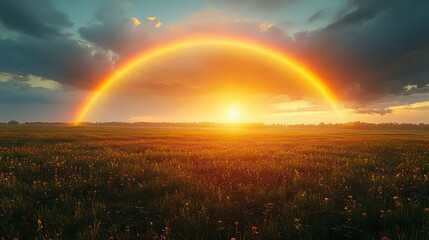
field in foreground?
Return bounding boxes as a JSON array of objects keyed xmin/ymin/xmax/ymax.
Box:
[{"xmin": 1, "ymin": 125, "xmax": 429, "ymax": 240}]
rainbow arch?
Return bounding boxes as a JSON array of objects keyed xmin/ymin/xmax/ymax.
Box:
[{"xmin": 73, "ymin": 37, "xmax": 340, "ymax": 124}]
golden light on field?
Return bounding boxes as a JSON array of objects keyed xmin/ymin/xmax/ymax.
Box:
[{"xmin": 73, "ymin": 36, "xmax": 343, "ymax": 124}]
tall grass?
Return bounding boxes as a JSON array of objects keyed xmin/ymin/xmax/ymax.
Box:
[{"xmin": 0, "ymin": 125, "xmax": 429, "ymax": 239}]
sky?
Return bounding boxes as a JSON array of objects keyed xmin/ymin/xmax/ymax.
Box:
[{"xmin": 0, "ymin": 0, "xmax": 429, "ymax": 124}]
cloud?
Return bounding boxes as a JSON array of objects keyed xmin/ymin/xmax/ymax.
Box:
[
  {"xmin": 404, "ymin": 84, "xmax": 417, "ymax": 91},
  {"xmin": 205, "ymin": 0, "xmax": 297, "ymax": 10},
  {"xmin": 0, "ymin": 72, "xmax": 61, "ymax": 90},
  {"xmin": 0, "ymin": 36, "xmax": 113, "ymax": 89},
  {"xmin": 0, "ymin": 84, "xmax": 84, "ymax": 122},
  {"xmin": 78, "ymin": 1, "xmax": 163, "ymax": 58},
  {"xmin": 0, "ymin": 0, "xmax": 72, "ymax": 38},
  {"xmin": 307, "ymin": 10, "xmax": 325, "ymax": 23},
  {"xmin": 147, "ymin": 16, "xmax": 163, "ymax": 28},
  {"xmin": 326, "ymin": 1, "xmax": 384, "ymax": 29},
  {"xmin": 289, "ymin": 0, "xmax": 429, "ymax": 104},
  {"xmin": 354, "ymin": 108, "xmax": 393, "ymax": 116},
  {"xmin": 0, "ymin": 0, "xmax": 401, "ymax": 109},
  {"xmin": 0, "ymin": 0, "xmax": 114, "ymax": 90},
  {"xmin": 390, "ymin": 100, "xmax": 429, "ymax": 112},
  {"xmin": 78, "ymin": 6, "xmax": 288, "ymax": 67},
  {"xmin": 131, "ymin": 17, "xmax": 141, "ymax": 26},
  {"xmin": 274, "ymin": 100, "xmax": 315, "ymax": 112},
  {"xmin": 0, "ymin": 80, "xmax": 57, "ymax": 103},
  {"xmin": 0, "ymin": 72, "xmax": 81, "ymax": 103}
]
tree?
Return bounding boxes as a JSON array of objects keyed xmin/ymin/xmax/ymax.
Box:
[{"xmin": 7, "ymin": 120, "xmax": 20, "ymax": 125}]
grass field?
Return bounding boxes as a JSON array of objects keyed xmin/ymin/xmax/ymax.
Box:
[{"xmin": 1, "ymin": 125, "xmax": 429, "ymax": 240}]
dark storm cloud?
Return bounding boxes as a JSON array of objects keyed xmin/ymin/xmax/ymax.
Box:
[
  {"xmin": 78, "ymin": 0, "xmax": 160, "ymax": 58},
  {"xmin": 79, "ymin": 20, "xmax": 137, "ymax": 57},
  {"xmin": 0, "ymin": 0, "xmax": 72, "ymax": 38},
  {"xmin": 326, "ymin": 0, "xmax": 385, "ymax": 29},
  {"xmin": 0, "ymin": 36, "xmax": 112, "ymax": 88},
  {"xmin": 0, "ymin": 0, "xmax": 113, "ymax": 89},
  {"xmin": 292, "ymin": 0, "xmax": 429, "ymax": 104}
]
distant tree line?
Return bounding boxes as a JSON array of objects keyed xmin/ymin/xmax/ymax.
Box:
[
  {"xmin": 1, "ymin": 121, "xmax": 429, "ymax": 130},
  {"xmin": 283, "ymin": 121, "xmax": 429, "ymax": 130},
  {"xmin": 0, "ymin": 121, "xmax": 67, "ymax": 125}
]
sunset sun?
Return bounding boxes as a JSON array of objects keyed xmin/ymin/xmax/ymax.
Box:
[{"xmin": 226, "ymin": 106, "xmax": 240, "ymax": 122}]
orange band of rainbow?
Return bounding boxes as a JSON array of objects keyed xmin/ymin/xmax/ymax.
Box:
[{"xmin": 73, "ymin": 37, "xmax": 340, "ymax": 124}]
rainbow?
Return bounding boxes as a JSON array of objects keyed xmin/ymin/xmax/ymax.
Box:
[{"xmin": 73, "ymin": 36, "xmax": 340, "ymax": 124}]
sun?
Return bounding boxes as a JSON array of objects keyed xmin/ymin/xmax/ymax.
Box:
[{"xmin": 227, "ymin": 106, "xmax": 240, "ymax": 122}]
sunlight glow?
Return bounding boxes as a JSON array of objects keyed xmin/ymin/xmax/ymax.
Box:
[{"xmin": 227, "ymin": 106, "xmax": 240, "ymax": 122}]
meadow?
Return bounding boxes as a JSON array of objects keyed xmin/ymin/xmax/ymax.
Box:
[{"xmin": 1, "ymin": 124, "xmax": 429, "ymax": 240}]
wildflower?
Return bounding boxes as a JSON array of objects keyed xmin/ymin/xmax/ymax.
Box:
[
  {"xmin": 324, "ymin": 197, "xmax": 329, "ymax": 202},
  {"xmin": 234, "ymin": 221, "xmax": 239, "ymax": 226},
  {"xmin": 251, "ymin": 226, "xmax": 257, "ymax": 232},
  {"xmin": 37, "ymin": 218, "xmax": 43, "ymax": 230},
  {"xmin": 381, "ymin": 237, "xmax": 389, "ymax": 240},
  {"xmin": 294, "ymin": 218, "xmax": 302, "ymax": 231}
]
